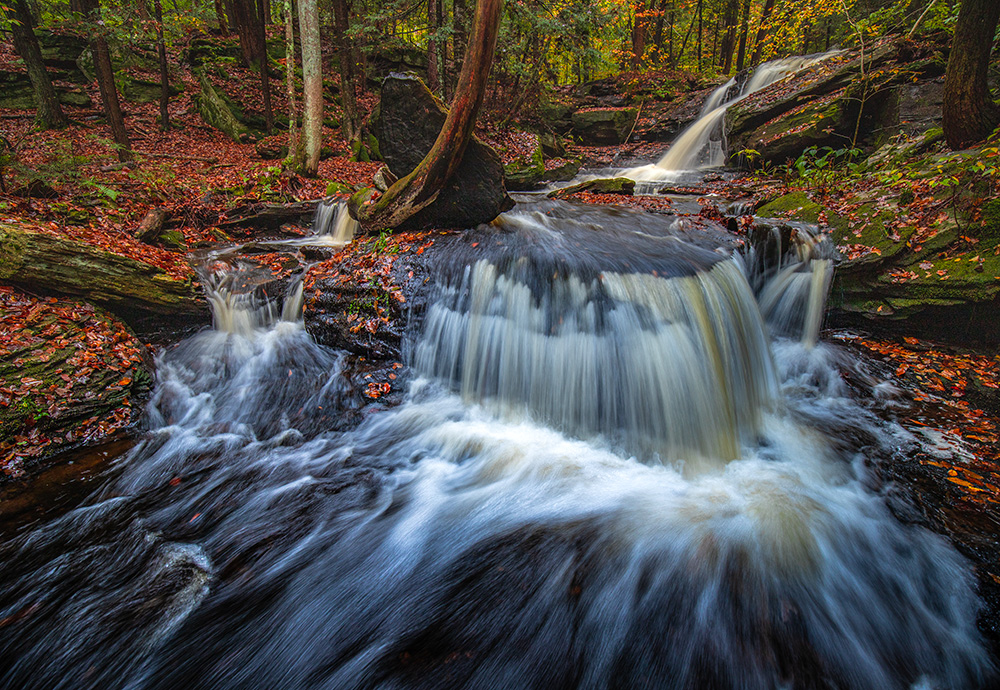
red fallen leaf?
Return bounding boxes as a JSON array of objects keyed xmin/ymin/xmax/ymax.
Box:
[
  {"xmin": 169, "ymin": 477, "xmax": 182, "ymax": 487},
  {"xmin": 118, "ymin": 378, "xmax": 132, "ymax": 386}
]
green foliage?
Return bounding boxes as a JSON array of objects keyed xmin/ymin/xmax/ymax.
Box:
[{"xmin": 786, "ymin": 145, "xmax": 863, "ymax": 186}]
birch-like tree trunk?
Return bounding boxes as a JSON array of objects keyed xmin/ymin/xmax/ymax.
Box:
[{"xmin": 297, "ymin": 0, "xmax": 322, "ymax": 176}]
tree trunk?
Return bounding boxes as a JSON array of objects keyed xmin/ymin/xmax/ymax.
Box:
[
  {"xmin": 452, "ymin": 0, "xmax": 469, "ymax": 88},
  {"xmin": 257, "ymin": 0, "xmax": 274, "ymax": 133},
  {"xmin": 331, "ymin": 0, "xmax": 360, "ymax": 149},
  {"xmin": 284, "ymin": 0, "xmax": 299, "ymax": 168},
  {"xmin": 5, "ymin": 0, "xmax": 67, "ymax": 129},
  {"xmin": 214, "ymin": 0, "xmax": 230, "ymax": 33},
  {"xmin": 720, "ymin": 0, "xmax": 738, "ymax": 73},
  {"xmin": 153, "ymin": 0, "xmax": 171, "ymax": 130},
  {"xmin": 943, "ymin": 0, "xmax": 1000, "ymax": 149},
  {"xmin": 735, "ymin": 0, "xmax": 750, "ymax": 72},
  {"xmin": 749, "ymin": 0, "xmax": 775, "ymax": 66},
  {"xmin": 79, "ymin": 0, "xmax": 133, "ymax": 162},
  {"xmin": 354, "ymin": 0, "xmax": 503, "ymax": 231},
  {"xmin": 298, "ymin": 0, "xmax": 322, "ymax": 175},
  {"xmin": 697, "ymin": 0, "xmax": 702, "ymax": 70},
  {"xmin": 427, "ymin": 0, "xmax": 441, "ymax": 93}
]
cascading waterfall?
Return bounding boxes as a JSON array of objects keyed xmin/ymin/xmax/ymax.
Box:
[
  {"xmin": 310, "ymin": 198, "xmax": 358, "ymax": 245},
  {"xmin": 0, "ymin": 199, "xmax": 992, "ymax": 690},
  {"xmin": 626, "ymin": 52, "xmax": 839, "ymax": 180}
]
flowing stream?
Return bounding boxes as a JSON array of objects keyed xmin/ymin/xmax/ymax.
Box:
[{"xmin": 0, "ymin": 198, "xmax": 992, "ymax": 690}]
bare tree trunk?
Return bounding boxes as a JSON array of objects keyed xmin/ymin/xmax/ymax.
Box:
[
  {"xmin": 331, "ymin": 0, "xmax": 360, "ymax": 148},
  {"xmin": 696, "ymin": 0, "xmax": 703, "ymax": 70},
  {"xmin": 153, "ymin": 0, "xmax": 171, "ymax": 130},
  {"xmin": 720, "ymin": 0, "xmax": 738, "ymax": 74},
  {"xmin": 427, "ymin": 0, "xmax": 441, "ymax": 93},
  {"xmin": 215, "ymin": 0, "xmax": 230, "ymax": 32},
  {"xmin": 943, "ymin": 0, "xmax": 1000, "ymax": 149},
  {"xmin": 355, "ymin": 0, "xmax": 503, "ymax": 231},
  {"xmin": 79, "ymin": 0, "xmax": 133, "ymax": 162},
  {"xmin": 5, "ymin": 0, "xmax": 67, "ymax": 129},
  {"xmin": 735, "ymin": 0, "xmax": 750, "ymax": 72},
  {"xmin": 257, "ymin": 0, "xmax": 274, "ymax": 133},
  {"xmin": 284, "ymin": 0, "xmax": 299, "ymax": 167},
  {"xmin": 298, "ymin": 0, "xmax": 322, "ymax": 175},
  {"xmin": 749, "ymin": 0, "xmax": 774, "ymax": 66}
]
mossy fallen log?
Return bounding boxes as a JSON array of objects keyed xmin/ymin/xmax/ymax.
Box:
[{"xmin": 0, "ymin": 223, "xmax": 202, "ymax": 324}]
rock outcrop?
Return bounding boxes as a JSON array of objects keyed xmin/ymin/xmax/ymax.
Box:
[
  {"xmin": 370, "ymin": 73, "xmax": 513, "ymax": 230},
  {"xmin": 727, "ymin": 38, "xmax": 948, "ymax": 165}
]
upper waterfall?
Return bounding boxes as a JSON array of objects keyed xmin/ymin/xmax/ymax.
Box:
[{"xmin": 626, "ymin": 51, "xmax": 839, "ymax": 180}]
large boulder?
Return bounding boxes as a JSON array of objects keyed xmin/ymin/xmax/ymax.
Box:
[
  {"xmin": 571, "ymin": 107, "xmax": 638, "ymax": 145},
  {"xmin": 371, "ymin": 73, "xmax": 513, "ymax": 230},
  {"xmin": 195, "ymin": 70, "xmax": 252, "ymax": 143}
]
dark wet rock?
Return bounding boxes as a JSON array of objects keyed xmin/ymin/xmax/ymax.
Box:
[
  {"xmin": 255, "ymin": 139, "xmax": 289, "ymax": 160},
  {"xmin": 571, "ymin": 108, "xmax": 638, "ymax": 145},
  {"xmin": 35, "ymin": 30, "xmax": 89, "ymax": 83},
  {"xmin": 370, "ymin": 73, "xmax": 513, "ymax": 230}
]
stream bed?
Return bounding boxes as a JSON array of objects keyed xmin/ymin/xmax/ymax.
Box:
[{"xmin": 0, "ymin": 196, "xmax": 995, "ymax": 690}]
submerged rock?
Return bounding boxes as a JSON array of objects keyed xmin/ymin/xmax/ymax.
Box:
[{"xmin": 370, "ymin": 73, "xmax": 513, "ymax": 230}]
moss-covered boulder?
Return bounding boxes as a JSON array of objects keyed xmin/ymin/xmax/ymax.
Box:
[
  {"xmin": 548, "ymin": 177, "xmax": 634, "ymax": 199},
  {"xmin": 195, "ymin": 70, "xmax": 252, "ymax": 143},
  {"xmin": 370, "ymin": 73, "xmax": 513, "ymax": 230},
  {"xmin": 504, "ymin": 135, "xmax": 546, "ymax": 191},
  {"xmin": 757, "ymin": 190, "xmax": 1000, "ymax": 344},
  {"xmin": 120, "ymin": 75, "xmax": 181, "ymax": 104},
  {"xmin": 34, "ymin": 30, "xmax": 89, "ymax": 83},
  {"xmin": 571, "ymin": 108, "xmax": 638, "ymax": 145},
  {"xmin": 0, "ymin": 71, "xmax": 91, "ymax": 110}
]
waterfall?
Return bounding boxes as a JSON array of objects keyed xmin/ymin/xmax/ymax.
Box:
[
  {"xmin": 306, "ymin": 198, "xmax": 358, "ymax": 246},
  {"xmin": 0, "ymin": 199, "xmax": 991, "ymax": 690},
  {"xmin": 626, "ymin": 51, "xmax": 839, "ymax": 180}
]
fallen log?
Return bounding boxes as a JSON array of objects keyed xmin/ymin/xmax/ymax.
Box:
[
  {"xmin": 135, "ymin": 206, "xmax": 170, "ymax": 244},
  {"xmin": 0, "ymin": 223, "xmax": 202, "ymax": 324},
  {"xmin": 218, "ymin": 199, "xmax": 320, "ymax": 230}
]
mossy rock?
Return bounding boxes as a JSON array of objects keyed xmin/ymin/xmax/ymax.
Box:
[
  {"xmin": 186, "ymin": 36, "xmax": 241, "ymax": 66},
  {"xmin": 548, "ymin": 177, "xmax": 634, "ymax": 199},
  {"xmin": 326, "ymin": 181, "xmax": 354, "ymax": 196},
  {"xmin": 195, "ymin": 70, "xmax": 252, "ymax": 143},
  {"xmin": 0, "ymin": 70, "xmax": 91, "ymax": 110},
  {"xmin": 570, "ymin": 108, "xmax": 639, "ymax": 145},
  {"xmin": 503, "ymin": 135, "xmax": 546, "ymax": 191},
  {"xmin": 120, "ymin": 76, "xmax": 181, "ymax": 104}
]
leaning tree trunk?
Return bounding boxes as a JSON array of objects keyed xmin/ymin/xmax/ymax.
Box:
[
  {"xmin": 354, "ymin": 0, "xmax": 503, "ymax": 231},
  {"xmin": 79, "ymin": 0, "xmax": 134, "ymax": 162},
  {"xmin": 153, "ymin": 0, "xmax": 171, "ymax": 130},
  {"xmin": 298, "ymin": 0, "xmax": 322, "ymax": 175},
  {"xmin": 943, "ymin": 0, "xmax": 1000, "ymax": 149},
  {"xmin": 5, "ymin": 0, "xmax": 67, "ymax": 129},
  {"xmin": 734, "ymin": 0, "xmax": 750, "ymax": 72},
  {"xmin": 749, "ymin": 0, "xmax": 775, "ymax": 66}
]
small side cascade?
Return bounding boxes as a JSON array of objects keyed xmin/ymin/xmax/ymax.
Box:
[
  {"xmin": 748, "ymin": 221, "xmax": 834, "ymax": 348},
  {"xmin": 626, "ymin": 51, "xmax": 839, "ymax": 180},
  {"xmin": 309, "ymin": 199, "xmax": 358, "ymax": 246},
  {"xmin": 195, "ymin": 253, "xmax": 307, "ymax": 335}
]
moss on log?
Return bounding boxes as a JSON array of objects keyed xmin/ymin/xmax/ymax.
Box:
[{"xmin": 0, "ymin": 223, "xmax": 201, "ymax": 323}]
